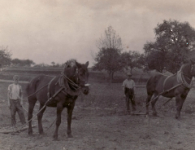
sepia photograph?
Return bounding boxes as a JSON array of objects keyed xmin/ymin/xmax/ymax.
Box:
[{"xmin": 0, "ymin": 0, "xmax": 195, "ymax": 149}]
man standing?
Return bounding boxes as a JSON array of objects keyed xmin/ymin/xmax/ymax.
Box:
[
  {"xmin": 7, "ymin": 75, "xmax": 26, "ymax": 129},
  {"xmin": 122, "ymin": 73, "xmax": 136, "ymax": 114}
]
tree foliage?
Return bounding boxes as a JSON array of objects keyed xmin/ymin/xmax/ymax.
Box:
[
  {"xmin": 94, "ymin": 26, "xmax": 122, "ymax": 82},
  {"xmin": 144, "ymin": 20, "xmax": 195, "ymax": 73},
  {"xmin": 0, "ymin": 47, "xmax": 11, "ymax": 66},
  {"xmin": 120, "ymin": 51, "xmax": 144, "ymax": 73},
  {"xmin": 11, "ymin": 58, "xmax": 35, "ymax": 67},
  {"xmin": 94, "ymin": 48, "xmax": 121, "ymax": 72},
  {"xmin": 97, "ymin": 26, "xmax": 122, "ymax": 50}
]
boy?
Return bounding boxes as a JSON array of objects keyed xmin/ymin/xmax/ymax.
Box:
[
  {"xmin": 7, "ymin": 75, "xmax": 26, "ymax": 128},
  {"xmin": 122, "ymin": 73, "xmax": 136, "ymax": 114}
]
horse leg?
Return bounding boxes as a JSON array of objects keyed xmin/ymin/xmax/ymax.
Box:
[
  {"xmin": 175, "ymin": 95, "xmax": 186, "ymax": 119},
  {"xmin": 37, "ymin": 104, "xmax": 46, "ymax": 134},
  {"xmin": 146, "ymin": 93, "xmax": 153, "ymax": 115},
  {"xmin": 151, "ymin": 93, "xmax": 159, "ymax": 116},
  {"xmin": 28, "ymin": 98, "xmax": 37, "ymax": 135},
  {"xmin": 53, "ymin": 103, "xmax": 64, "ymax": 141},
  {"xmin": 67, "ymin": 104, "xmax": 75, "ymax": 138}
]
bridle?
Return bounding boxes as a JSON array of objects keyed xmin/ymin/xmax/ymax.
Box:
[
  {"xmin": 60, "ymin": 66, "xmax": 88, "ymax": 91},
  {"xmin": 60, "ymin": 73, "xmax": 80, "ymax": 90}
]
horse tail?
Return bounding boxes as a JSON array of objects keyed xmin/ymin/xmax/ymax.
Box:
[{"xmin": 146, "ymin": 74, "xmax": 160, "ymax": 95}]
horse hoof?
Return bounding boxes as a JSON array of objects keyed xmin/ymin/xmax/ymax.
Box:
[
  {"xmin": 68, "ymin": 134, "xmax": 73, "ymax": 138},
  {"xmin": 175, "ymin": 115, "xmax": 180, "ymax": 119},
  {"xmin": 28, "ymin": 130, "xmax": 33, "ymax": 135},
  {"xmin": 39, "ymin": 131, "xmax": 45, "ymax": 135},
  {"xmin": 53, "ymin": 137, "xmax": 60, "ymax": 141},
  {"xmin": 152, "ymin": 112, "xmax": 158, "ymax": 116},
  {"xmin": 53, "ymin": 135, "xmax": 59, "ymax": 141}
]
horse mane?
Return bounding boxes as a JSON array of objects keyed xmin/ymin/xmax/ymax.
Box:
[
  {"xmin": 63, "ymin": 59, "xmax": 79, "ymax": 68},
  {"xmin": 61, "ymin": 59, "xmax": 79, "ymax": 75}
]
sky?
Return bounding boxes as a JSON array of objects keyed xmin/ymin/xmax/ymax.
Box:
[{"xmin": 0, "ymin": 0, "xmax": 195, "ymax": 66}]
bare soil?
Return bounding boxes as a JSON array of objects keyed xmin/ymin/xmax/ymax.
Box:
[{"xmin": 0, "ymin": 82, "xmax": 195, "ymax": 150}]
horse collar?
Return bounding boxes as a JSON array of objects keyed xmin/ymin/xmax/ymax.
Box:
[
  {"xmin": 163, "ymin": 75, "xmax": 172, "ymax": 91},
  {"xmin": 177, "ymin": 70, "xmax": 191, "ymax": 88},
  {"xmin": 190, "ymin": 64, "xmax": 195, "ymax": 75}
]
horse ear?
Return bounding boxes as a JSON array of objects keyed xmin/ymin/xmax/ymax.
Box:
[
  {"xmin": 85, "ymin": 61, "xmax": 89, "ymax": 67},
  {"xmin": 75, "ymin": 61, "xmax": 81, "ymax": 68}
]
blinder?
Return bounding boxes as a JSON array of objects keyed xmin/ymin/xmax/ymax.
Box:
[{"xmin": 73, "ymin": 66, "xmax": 89, "ymax": 87}]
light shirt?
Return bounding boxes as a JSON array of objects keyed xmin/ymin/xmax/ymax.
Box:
[
  {"xmin": 8, "ymin": 84, "xmax": 22, "ymax": 100},
  {"xmin": 122, "ymin": 79, "xmax": 135, "ymax": 89}
]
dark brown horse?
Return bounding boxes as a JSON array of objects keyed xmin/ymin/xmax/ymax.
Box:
[
  {"xmin": 26, "ymin": 59, "xmax": 89, "ymax": 140},
  {"xmin": 146, "ymin": 61, "xmax": 195, "ymax": 119}
]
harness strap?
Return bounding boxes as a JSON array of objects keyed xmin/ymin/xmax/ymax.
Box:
[
  {"xmin": 152, "ymin": 83, "xmax": 182, "ymax": 101},
  {"xmin": 60, "ymin": 76, "xmax": 81, "ymax": 96},
  {"xmin": 152, "ymin": 74, "xmax": 182, "ymax": 102},
  {"xmin": 47, "ymin": 76, "xmax": 57, "ymax": 100},
  {"xmin": 163, "ymin": 75, "xmax": 173, "ymax": 91},
  {"xmin": 47, "ymin": 75, "xmax": 80, "ymax": 100},
  {"xmin": 177, "ymin": 70, "xmax": 191, "ymax": 88}
]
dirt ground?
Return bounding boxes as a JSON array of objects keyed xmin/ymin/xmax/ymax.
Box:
[{"xmin": 0, "ymin": 82, "xmax": 195, "ymax": 150}]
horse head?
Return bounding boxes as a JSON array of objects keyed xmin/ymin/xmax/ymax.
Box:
[{"xmin": 62, "ymin": 59, "xmax": 89, "ymax": 95}]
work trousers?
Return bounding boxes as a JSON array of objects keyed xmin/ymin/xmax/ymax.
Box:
[
  {"xmin": 124, "ymin": 87, "xmax": 136, "ymax": 112},
  {"xmin": 10, "ymin": 99, "xmax": 26, "ymax": 126}
]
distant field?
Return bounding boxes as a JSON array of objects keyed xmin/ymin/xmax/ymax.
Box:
[
  {"xmin": 0, "ymin": 71, "xmax": 195, "ymax": 149},
  {"xmin": 0, "ymin": 67, "xmax": 150, "ymax": 84}
]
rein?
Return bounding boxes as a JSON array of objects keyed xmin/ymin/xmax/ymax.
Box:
[
  {"xmin": 58, "ymin": 74, "xmax": 82, "ymax": 96},
  {"xmin": 26, "ymin": 87, "xmax": 64, "ymax": 123}
]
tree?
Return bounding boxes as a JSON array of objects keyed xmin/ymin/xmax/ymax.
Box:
[
  {"xmin": 144, "ymin": 42, "xmax": 166, "ymax": 72},
  {"xmin": 97, "ymin": 26, "xmax": 122, "ymax": 50},
  {"xmin": 0, "ymin": 47, "xmax": 11, "ymax": 66},
  {"xmin": 94, "ymin": 26, "xmax": 122, "ymax": 82},
  {"xmin": 144, "ymin": 20, "xmax": 195, "ymax": 73},
  {"xmin": 23, "ymin": 59, "xmax": 35, "ymax": 66},
  {"xmin": 120, "ymin": 51, "xmax": 143, "ymax": 73},
  {"xmin": 11, "ymin": 58, "xmax": 35, "ymax": 67}
]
